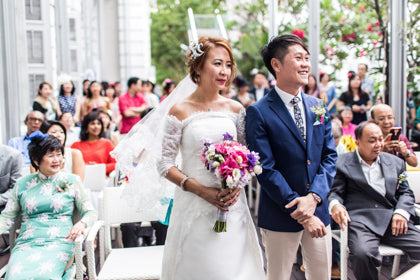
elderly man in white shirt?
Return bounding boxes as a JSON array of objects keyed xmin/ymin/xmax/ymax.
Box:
[{"xmin": 328, "ymin": 121, "xmax": 420, "ymax": 280}]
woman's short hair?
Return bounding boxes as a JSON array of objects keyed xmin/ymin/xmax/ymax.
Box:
[
  {"xmin": 38, "ymin": 82, "xmax": 52, "ymax": 96},
  {"xmin": 28, "ymin": 134, "xmax": 63, "ymax": 171},
  {"xmin": 187, "ymin": 36, "xmax": 236, "ymax": 87},
  {"xmin": 80, "ymin": 111, "xmax": 104, "ymax": 141},
  {"xmin": 40, "ymin": 120, "xmax": 67, "ymax": 146}
]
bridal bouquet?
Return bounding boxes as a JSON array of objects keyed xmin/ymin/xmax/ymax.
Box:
[{"xmin": 201, "ymin": 132, "xmax": 262, "ymax": 232}]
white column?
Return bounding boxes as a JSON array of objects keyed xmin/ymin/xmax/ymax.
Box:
[
  {"xmin": 268, "ymin": 0, "xmax": 278, "ymax": 41},
  {"xmin": 308, "ymin": 0, "xmax": 320, "ymax": 82},
  {"xmin": 389, "ymin": 0, "xmax": 407, "ymax": 131},
  {"xmin": 55, "ymin": 0, "xmax": 71, "ymax": 74}
]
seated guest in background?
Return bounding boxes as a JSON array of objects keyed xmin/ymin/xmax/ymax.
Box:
[
  {"xmin": 142, "ymin": 80, "xmax": 159, "ymax": 109},
  {"xmin": 37, "ymin": 120, "xmax": 85, "ymax": 180},
  {"xmin": 303, "ymin": 74, "xmax": 320, "ymax": 97},
  {"xmin": 248, "ymin": 71, "xmax": 270, "ymax": 101},
  {"xmin": 104, "ymin": 84, "xmax": 121, "ymax": 127},
  {"xmin": 57, "ymin": 76, "xmax": 81, "ymax": 123},
  {"xmin": 0, "ymin": 145, "xmax": 22, "ymax": 212},
  {"xmin": 372, "ymin": 104, "xmax": 418, "ymax": 167},
  {"xmin": 82, "ymin": 81, "xmax": 111, "ymax": 118},
  {"xmin": 98, "ymin": 109, "xmax": 119, "ymax": 146},
  {"xmin": 8, "ymin": 110, "xmax": 45, "ymax": 167},
  {"xmin": 232, "ymin": 76, "xmax": 255, "ymax": 108},
  {"xmin": 337, "ymin": 72, "xmax": 371, "ymax": 125},
  {"xmin": 119, "ymin": 77, "xmax": 148, "ymax": 134},
  {"xmin": 328, "ymin": 122, "xmax": 420, "ymax": 280},
  {"xmin": 32, "ymin": 82, "xmax": 61, "ymax": 120},
  {"xmin": 339, "ymin": 106, "xmax": 357, "ymax": 139},
  {"xmin": 160, "ymin": 78, "xmax": 176, "ymax": 102},
  {"xmin": 71, "ymin": 111, "xmax": 116, "ymax": 176},
  {"xmin": 59, "ymin": 112, "xmax": 80, "ymax": 147},
  {"xmin": 331, "ymin": 122, "xmax": 347, "ymax": 156},
  {"xmin": 319, "ymin": 72, "xmax": 337, "ymax": 113},
  {"xmin": 0, "ymin": 132, "xmax": 96, "ymax": 279}
]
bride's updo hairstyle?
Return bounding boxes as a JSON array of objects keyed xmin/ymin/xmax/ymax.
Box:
[{"xmin": 187, "ymin": 36, "xmax": 236, "ymax": 88}]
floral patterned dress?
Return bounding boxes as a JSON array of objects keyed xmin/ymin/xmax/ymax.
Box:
[{"xmin": 0, "ymin": 172, "xmax": 97, "ymax": 280}]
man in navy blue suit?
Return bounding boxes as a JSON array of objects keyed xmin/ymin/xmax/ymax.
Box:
[{"xmin": 246, "ymin": 34, "xmax": 337, "ymax": 280}]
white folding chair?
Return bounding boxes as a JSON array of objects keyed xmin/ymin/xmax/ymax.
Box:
[
  {"xmin": 84, "ymin": 164, "xmax": 107, "ymax": 212},
  {"xmin": 332, "ymin": 226, "xmax": 404, "ymax": 279},
  {"xmin": 85, "ymin": 186, "xmax": 164, "ymax": 280},
  {"xmin": 407, "ymin": 171, "xmax": 420, "ymax": 204}
]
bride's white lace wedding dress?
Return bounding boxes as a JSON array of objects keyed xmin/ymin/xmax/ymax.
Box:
[{"xmin": 158, "ymin": 110, "xmax": 265, "ymax": 280}]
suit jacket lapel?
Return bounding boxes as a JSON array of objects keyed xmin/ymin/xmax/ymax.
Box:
[
  {"xmin": 302, "ymin": 94, "xmax": 315, "ymax": 150},
  {"xmin": 267, "ymin": 90, "xmax": 306, "ymax": 149},
  {"xmin": 380, "ymin": 155, "xmax": 397, "ymax": 201},
  {"xmin": 346, "ymin": 152, "xmax": 393, "ymax": 206}
]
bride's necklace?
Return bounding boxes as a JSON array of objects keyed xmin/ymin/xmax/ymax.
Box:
[{"xmin": 37, "ymin": 173, "xmax": 57, "ymax": 188}]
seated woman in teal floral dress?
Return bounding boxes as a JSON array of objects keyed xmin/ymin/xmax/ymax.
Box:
[{"xmin": 0, "ymin": 132, "xmax": 97, "ymax": 280}]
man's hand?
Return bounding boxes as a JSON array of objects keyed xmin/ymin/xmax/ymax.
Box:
[
  {"xmin": 395, "ymin": 141, "xmax": 409, "ymax": 156},
  {"xmin": 286, "ymin": 194, "xmax": 317, "ymax": 223},
  {"xmin": 383, "ymin": 134, "xmax": 399, "ymax": 152},
  {"xmin": 331, "ymin": 204, "xmax": 351, "ymax": 230},
  {"xmin": 392, "ymin": 213, "xmax": 408, "ymax": 236},
  {"xmin": 301, "ymin": 216, "xmax": 327, "ymax": 238}
]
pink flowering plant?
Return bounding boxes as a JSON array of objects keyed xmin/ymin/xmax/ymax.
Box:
[{"xmin": 201, "ymin": 132, "xmax": 262, "ymax": 232}]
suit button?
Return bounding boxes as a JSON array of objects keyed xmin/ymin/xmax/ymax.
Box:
[
  {"xmin": 307, "ymin": 160, "xmax": 311, "ymax": 165},
  {"xmin": 306, "ymin": 184, "xmax": 310, "ymax": 189}
]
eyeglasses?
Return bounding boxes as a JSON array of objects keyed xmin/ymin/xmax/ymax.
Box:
[
  {"xmin": 376, "ymin": 116, "xmax": 394, "ymax": 121},
  {"xmin": 28, "ymin": 117, "xmax": 44, "ymax": 123}
]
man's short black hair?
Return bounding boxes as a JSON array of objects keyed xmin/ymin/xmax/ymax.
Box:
[
  {"xmin": 127, "ymin": 77, "xmax": 140, "ymax": 89},
  {"xmin": 261, "ymin": 34, "xmax": 309, "ymax": 78}
]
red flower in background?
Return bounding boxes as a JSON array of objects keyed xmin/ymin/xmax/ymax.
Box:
[
  {"xmin": 346, "ymin": 3, "xmax": 350, "ymax": 8},
  {"xmin": 375, "ymin": 21, "xmax": 380, "ymax": 26},
  {"xmin": 292, "ymin": 29, "xmax": 305, "ymax": 39},
  {"xmin": 326, "ymin": 45, "xmax": 334, "ymax": 57},
  {"xmin": 358, "ymin": 6, "xmax": 366, "ymax": 12},
  {"xmin": 359, "ymin": 50, "xmax": 367, "ymax": 57}
]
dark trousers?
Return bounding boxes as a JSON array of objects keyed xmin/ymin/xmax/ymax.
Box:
[
  {"xmin": 348, "ymin": 220, "xmax": 420, "ymax": 280},
  {"xmin": 120, "ymin": 221, "xmax": 168, "ymax": 248}
]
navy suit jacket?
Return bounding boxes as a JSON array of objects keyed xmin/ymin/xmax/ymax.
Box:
[{"xmin": 246, "ymin": 88, "xmax": 337, "ymax": 232}]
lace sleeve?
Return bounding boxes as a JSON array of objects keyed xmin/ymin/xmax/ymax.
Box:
[
  {"xmin": 236, "ymin": 108, "xmax": 247, "ymax": 145},
  {"xmin": 157, "ymin": 115, "xmax": 183, "ymax": 177}
]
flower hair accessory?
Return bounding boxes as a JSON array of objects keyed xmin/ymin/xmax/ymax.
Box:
[
  {"xmin": 28, "ymin": 131, "xmax": 49, "ymax": 141},
  {"xmin": 189, "ymin": 41, "xmax": 204, "ymax": 60}
]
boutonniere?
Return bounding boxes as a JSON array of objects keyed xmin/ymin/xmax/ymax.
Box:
[
  {"xmin": 55, "ymin": 180, "xmax": 72, "ymax": 193},
  {"xmin": 397, "ymin": 172, "xmax": 408, "ymax": 189},
  {"xmin": 311, "ymin": 100, "xmax": 329, "ymax": 124}
]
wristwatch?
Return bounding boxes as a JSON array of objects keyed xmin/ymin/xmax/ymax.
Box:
[
  {"xmin": 310, "ymin": 192, "xmax": 322, "ymax": 205},
  {"xmin": 404, "ymin": 150, "xmax": 413, "ymax": 158}
]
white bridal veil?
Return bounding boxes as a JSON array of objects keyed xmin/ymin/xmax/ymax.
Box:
[{"xmin": 111, "ymin": 75, "xmax": 197, "ymax": 220}]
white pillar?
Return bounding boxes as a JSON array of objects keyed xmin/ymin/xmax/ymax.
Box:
[
  {"xmin": 389, "ymin": 0, "xmax": 407, "ymax": 131},
  {"xmin": 308, "ymin": 0, "xmax": 320, "ymax": 82},
  {"xmin": 55, "ymin": 0, "xmax": 71, "ymax": 74},
  {"xmin": 268, "ymin": 0, "xmax": 278, "ymax": 41}
]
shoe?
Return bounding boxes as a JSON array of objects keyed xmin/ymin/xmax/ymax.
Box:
[{"xmin": 331, "ymin": 262, "xmax": 341, "ymax": 279}]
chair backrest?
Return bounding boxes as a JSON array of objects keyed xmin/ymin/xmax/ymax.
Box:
[
  {"xmin": 100, "ymin": 186, "xmax": 160, "ymax": 225},
  {"xmin": 84, "ymin": 164, "xmax": 106, "ymax": 191},
  {"xmin": 408, "ymin": 171, "xmax": 420, "ymax": 203}
]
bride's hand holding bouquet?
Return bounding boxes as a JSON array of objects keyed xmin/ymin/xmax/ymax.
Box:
[{"xmin": 201, "ymin": 132, "xmax": 262, "ymax": 232}]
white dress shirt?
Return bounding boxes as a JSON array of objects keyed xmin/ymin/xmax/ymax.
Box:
[
  {"xmin": 274, "ymin": 86, "xmax": 307, "ymax": 139},
  {"xmin": 329, "ymin": 149, "xmax": 410, "ymax": 221},
  {"xmin": 255, "ymin": 87, "xmax": 265, "ymax": 101}
]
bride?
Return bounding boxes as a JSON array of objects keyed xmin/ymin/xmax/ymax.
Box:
[{"xmin": 113, "ymin": 36, "xmax": 265, "ymax": 280}]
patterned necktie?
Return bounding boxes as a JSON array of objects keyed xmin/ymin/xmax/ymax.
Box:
[{"xmin": 290, "ymin": 96, "xmax": 305, "ymax": 141}]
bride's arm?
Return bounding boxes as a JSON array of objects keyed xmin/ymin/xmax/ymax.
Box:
[{"xmin": 158, "ymin": 107, "xmax": 240, "ymax": 210}]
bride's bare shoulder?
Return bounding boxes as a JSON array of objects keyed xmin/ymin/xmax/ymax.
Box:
[
  {"xmin": 168, "ymin": 100, "xmax": 192, "ymax": 121},
  {"xmin": 223, "ymin": 97, "xmax": 244, "ymax": 114}
]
